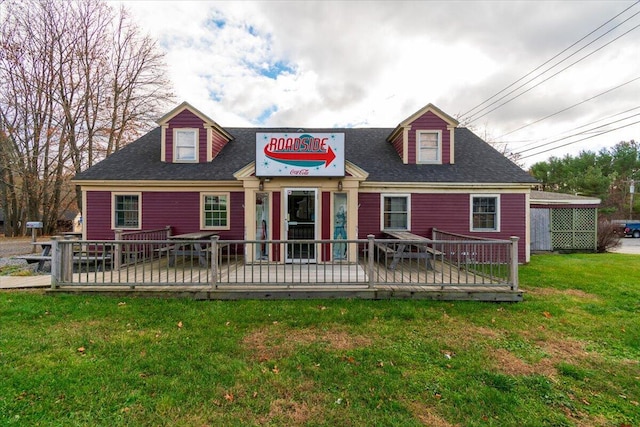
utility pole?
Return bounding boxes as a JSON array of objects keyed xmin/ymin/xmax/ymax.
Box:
[{"xmin": 630, "ymin": 180, "xmax": 635, "ymax": 220}]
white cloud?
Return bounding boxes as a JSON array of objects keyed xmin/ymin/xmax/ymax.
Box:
[{"xmin": 115, "ymin": 0, "xmax": 640, "ymax": 167}]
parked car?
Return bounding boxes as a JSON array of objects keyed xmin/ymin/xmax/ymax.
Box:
[{"xmin": 624, "ymin": 222, "xmax": 640, "ymax": 238}]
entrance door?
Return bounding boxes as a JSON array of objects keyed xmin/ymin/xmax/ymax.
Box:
[{"xmin": 285, "ymin": 189, "xmax": 317, "ymax": 263}]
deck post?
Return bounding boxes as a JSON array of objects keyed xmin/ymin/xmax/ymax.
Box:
[
  {"xmin": 367, "ymin": 234, "xmax": 375, "ymax": 288},
  {"xmin": 210, "ymin": 235, "xmax": 219, "ymax": 289},
  {"xmin": 113, "ymin": 230, "xmax": 122, "ymax": 270},
  {"xmin": 510, "ymin": 236, "xmax": 519, "ymax": 291},
  {"xmin": 61, "ymin": 237, "xmax": 73, "ymax": 283},
  {"xmin": 50, "ymin": 236, "xmax": 59, "ymax": 289},
  {"xmin": 165, "ymin": 225, "xmax": 172, "ymax": 238}
]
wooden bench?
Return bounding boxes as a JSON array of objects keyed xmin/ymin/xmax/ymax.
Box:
[
  {"xmin": 16, "ymin": 253, "xmax": 113, "ymax": 272},
  {"xmin": 73, "ymin": 254, "xmax": 112, "ymax": 272},
  {"xmin": 162, "ymin": 246, "xmax": 209, "ymax": 267}
]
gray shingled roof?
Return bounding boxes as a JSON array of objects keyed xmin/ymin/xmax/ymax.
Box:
[
  {"xmin": 74, "ymin": 127, "xmax": 538, "ymax": 184},
  {"xmin": 530, "ymin": 190, "xmax": 600, "ymax": 204}
]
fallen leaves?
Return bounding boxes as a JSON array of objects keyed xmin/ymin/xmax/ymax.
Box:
[{"xmin": 543, "ymin": 311, "xmax": 553, "ymax": 319}]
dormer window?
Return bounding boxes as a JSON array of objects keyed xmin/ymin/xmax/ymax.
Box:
[
  {"xmin": 417, "ymin": 130, "xmax": 441, "ymax": 164},
  {"xmin": 174, "ymin": 128, "xmax": 198, "ymax": 162}
]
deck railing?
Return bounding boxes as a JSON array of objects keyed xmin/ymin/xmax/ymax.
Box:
[
  {"xmin": 49, "ymin": 235, "xmax": 519, "ymax": 291},
  {"xmin": 113, "ymin": 226, "xmax": 172, "ymax": 269},
  {"xmin": 432, "ymin": 229, "xmax": 519, "ymax": 289}
]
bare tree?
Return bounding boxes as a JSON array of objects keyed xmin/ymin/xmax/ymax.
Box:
[
  {"xmin": 105, "ymin": 6, "xmax": 173, "ymax": 157},
  {"xmin": 0, "ymin": 0, "xmax": 173, "ymax": 235}
]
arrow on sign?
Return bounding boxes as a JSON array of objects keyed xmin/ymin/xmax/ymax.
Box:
[{"xmin": 264, "ymin": 145, "xmax": 336, "ymax": 168}]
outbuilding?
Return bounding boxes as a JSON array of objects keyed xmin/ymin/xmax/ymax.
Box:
[{"xmin": 530, "ymin": 190, "xmax": 601, "ymax": 252}]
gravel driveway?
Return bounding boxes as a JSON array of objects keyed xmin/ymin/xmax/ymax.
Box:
[{"xmin": 0, "ymin": 237, "xmax": 34, "ymax": 257}]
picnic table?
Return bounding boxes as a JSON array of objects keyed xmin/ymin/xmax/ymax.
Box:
[
  {"xmin": 16, "ymin": 241, "xmax": 54, "ymax": 271},
  {"xmin": 16, "ymin": 238, "xmax": 112, "ymax": 272},
  {"xmin": 380, "ymin": 231, "xmax": 442, "ymax": 270},
  {"xmin": 166, "ymin": 231, "xmax": 218, "ymax": 267}
]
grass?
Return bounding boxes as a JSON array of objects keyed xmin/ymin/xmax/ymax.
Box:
[{"xmin": 0, "ymin": 253, "xmax": 638, "ymax": 426}]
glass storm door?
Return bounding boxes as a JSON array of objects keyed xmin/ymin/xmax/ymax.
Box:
[{"xmin": 285, "ymin": 189, "xmax": 317, "ymax": 263}]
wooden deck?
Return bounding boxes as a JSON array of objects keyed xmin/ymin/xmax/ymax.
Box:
[{"xmin": 48, "ymin": 257, "xmax": 522, "ymax": 302}]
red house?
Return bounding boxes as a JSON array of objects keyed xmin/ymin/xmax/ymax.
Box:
[{"xmin": 74, "ymin": 102, "xmax": 538, "ymax": 262}]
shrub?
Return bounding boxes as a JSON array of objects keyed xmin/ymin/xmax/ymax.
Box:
[{"xmin": 597, "ymin": 219, "xmax": 622, "ymax": 253}]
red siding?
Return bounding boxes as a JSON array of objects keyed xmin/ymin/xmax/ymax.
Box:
[
  {"xmin": 357, "ymin": 192, "xmax": 528, "ymax": 261},
  {"xmin": 165, "ymin": 109, "xmax": 207, "ymax": 163},
  {"xmin": 407, "ymin": 111, "xmax": 451, "ymax": 165},
  {"xmin": 212, "ymin": 132, "xmax": 227, "ymax": 160},
  {"xmin": 357, "ymin": 193, "xmax": 382, "ymax": 238},
  {"xmin": 144, "ymin": 192, "xmax": 199, "ymax": 234},
  {"xmin": 86, "ymin": 191, "xmax": 113, "ymax": 239},
  {"xmin": 85, "ymin": 191, "xmax": 245, "ymax": 240},
  {"xmin": 391, "ymin": 132, "xmax": 403, "ymax": 160}
]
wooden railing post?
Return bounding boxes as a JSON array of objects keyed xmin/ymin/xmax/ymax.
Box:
[
  {"xmin": 114, "ymin": 230, "xmax": 122, "ymax": 270},
  {"xmin": 61, "ymin": 237, "xmax": 73, "ymax": 283},
  {"xmin": 50, "ymin": 236, "xmax": 59, "ymax": 289},
  {"xmin": 510, "ymin": 236, "xmax": 519, "ymax": 291},
  {"xmin": 210, "ymin": 235, "xmax": 219, "ymax": 289},
  {"xmin": 367, "ymin": 234, "xmax": 375, "ymax": 289},
  {"xmin": 165, "ymin": 225, "xmax": 172, "ymax": 238}
]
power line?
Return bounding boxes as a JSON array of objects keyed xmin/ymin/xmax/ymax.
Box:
[
  {"xmin": 519, "ymin": 119, "xmax": 640, "ymax": 160},
  {"xmin": 515, "ymin": 105, "xmax": 640, "ymax": 151},
  {"xmin": 460, "ymin": 1, "xmax": 640, "ymax": 121},
  {"xmin": 517, "ymin": 111, "xmax": 640, "ymax": 154},
  {"xmin": 497, "ymin": 76, "xmax": 640, "ymax": 139},
  {"xmin": 466, "ymin": 20, "xmax": 640, "ymax": 124}
]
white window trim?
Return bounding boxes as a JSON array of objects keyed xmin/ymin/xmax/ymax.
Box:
[
  {"xmin": 173, "ymin": 128, "xmax": 199, "ymax": 163},
  {"xmin": 416, "ymin": 130, "xmax": 442, "ymax": 164},
  {"xmin": 380, "ymin": 194, "xmax": 411, "ymax": 231},
  {"xmin": 112, "ymin": 192, "xmax": 142, "ymax": 230},
  {"xmin": 470, "ymin": 194, "xmax": 501, "ymax": 232},
  {"xmin": 200, "ymin": 192, "xmax": 231, "ymax": 230}
]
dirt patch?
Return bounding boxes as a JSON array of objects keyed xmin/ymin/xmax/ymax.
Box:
[
  {"xmin": 259, "ymin": 399, "xmax": 318, "ymax": 426},
  {"xmin": 493, "ymin": 348, "xmax": 542, "ymax": 376},
  {"xmin": 538, "ymin": 336, "xmax": 593, "ymax": 367},
  {"xmin": 405, "ymin": 400, "xmax": 457, "ymax": 427},
  {"xmin": 243, "ymin": 326, "xmax": 372, "ymax": 362},
  {"xmin": 494, "ymin": 336, "xmax": 592, "ymax": 377}
]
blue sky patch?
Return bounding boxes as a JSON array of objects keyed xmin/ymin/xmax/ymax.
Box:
[
  {"xmin": 207, "ymin": 16, "xmax": 226, "ymax": 29},
  {"xmin": 208, "ymin": 89, "xmax": 222, "ymax": 102},
  {"xmin": 246, "ymin": 25, "xmax": 258, "ymax": 37},
  {"xmin": 255, "ymin": 105, "xmax": 278, "ymax": 124},
  {"xmin": 260, "ymin": 60, "xmax": 295, "ymax": 80}
]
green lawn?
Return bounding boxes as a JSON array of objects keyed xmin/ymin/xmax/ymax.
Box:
[{"xmin": 1, "ymin": 253, "xmax": 638, "ymax": 426}]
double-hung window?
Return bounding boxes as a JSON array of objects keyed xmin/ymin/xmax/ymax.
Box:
[
  {"xmin": 174, "ymin": 129, "xmax": 198, "ymax": 162},
  {"xmin": 417, "ymin": 131, "xmax": 441, "ymax": 164},
  {"xmin": 202, "ymin": 193, "xmax": 229, "ymax": 229},
  {"xmin": 381, "ymin": 194, "xmax": 410, "ymax": 230},
  {"xmin": 471, "ymin": 195, "xmax": 500, "ymax": 231},
  {"xmin": 113, "ymin": 193, "xmax": 141, "ymax": 229}
]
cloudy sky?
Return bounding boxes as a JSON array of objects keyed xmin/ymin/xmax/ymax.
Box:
[{"xmin": 116, "ymin": 0, "xmax": 640, "ymax": 167}]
